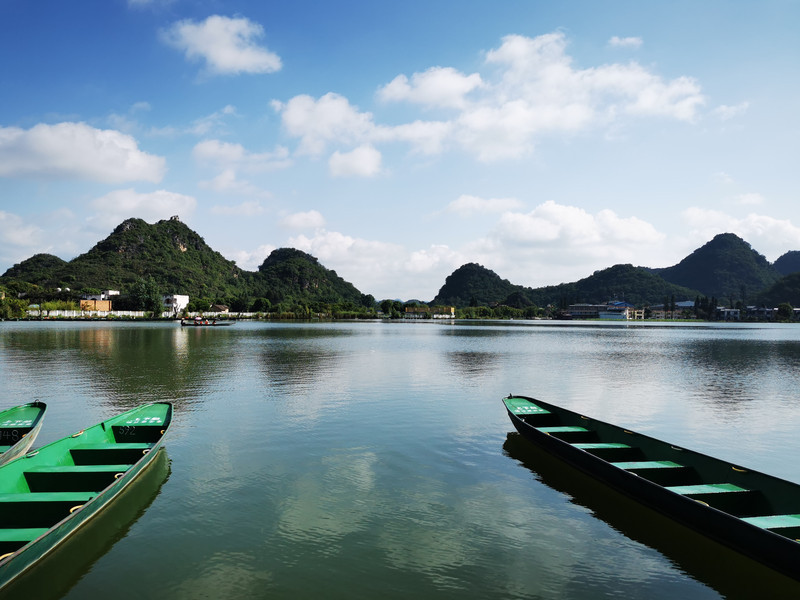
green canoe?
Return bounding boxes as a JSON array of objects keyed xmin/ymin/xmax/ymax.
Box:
[
  {"xmin": 0, "ymin": 402, "xmax": 172, "ymax": 590},
  {"xmin": 504, "ymin": 394, "xmax": 800, "ymax": 581},
  {"xmin": 0, "ymin": 402, "xmax": 47, "ymax": 466}
]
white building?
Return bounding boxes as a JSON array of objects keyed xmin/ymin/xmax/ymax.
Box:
[{"xmin": 163, "ymin": 294, "xmax": 190, "ymax": 314}]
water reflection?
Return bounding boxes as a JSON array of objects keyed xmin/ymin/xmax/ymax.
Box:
[
  {"xmin": 681, "ymin": 339, "xmax": 800, "ymax": 407},
  {"xmin": 445, "ymin": 351, "xmax": 502, "ymax": 379},
  {"xmin": 502, "ymin": 433, "xmax": 800, "ymax": 599},
  {"xmin": 2, "ymin": 449, "xmax": 170, "ymax": 600},
  {"xmin": 0, "ymin": 323, "xmax": 238, "ymax": 416}
]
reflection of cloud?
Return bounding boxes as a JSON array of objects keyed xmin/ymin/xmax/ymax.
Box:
[{"xmin": 277, "ymin": 449, "xmax": 377, "ymax": 546}]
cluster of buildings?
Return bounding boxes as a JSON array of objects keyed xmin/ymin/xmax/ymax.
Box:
[
  {"xmin": 80, "ymin": 291, "xmax": 191, "ymax": 315},
  {"xmin": 566, "ymin": 301, "xmax": 797, "ymax": 321}
]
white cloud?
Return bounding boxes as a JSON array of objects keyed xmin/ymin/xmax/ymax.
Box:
[
  {"xmin": 192, "ymin": 139, "xmax": 292, "ymax": 171},
  {"xmin": 378, "ymin": 67, "xmax": 483, "ymax": 109},
  {"xmin": 162, "ymin": 15, "xmax": 282, "ymax": 75},
  {"xmin": 736, "ymin": 193, "xmax": 765, "ymax": 206},
  {"xmin": 274, "ymin": 31, "xmax": 707, "ymax": 165},
  {"xmin": 88, "ymin": 189, "xmax": 197, "ymax": 231},
  {"xmin": 0, "ymin": 211, "xmax": 46, "ymax": 249},
  {"xmin": 609, "ymin": 36, "xmax": 643, "ymax": 49},
  {"xmin": 201, "ymin": 169, "xmax": 271, "ymax": 198},
  {"xmin": 288, "ymin": 229, "xmax": 411, "ymax": 297},
  {"xmin": 329, "ymin": 144, "xmax": 382, "ymax": 177},
  {"xmin": 273, "ymin": 93, "xmax": 376, "ymax": 156},
  {"xmin": 682, "ymin": 207, "xmax": 800, "ymax": 260},
  {"xmin": 713, "ymin": 102, "xmax": 750, "ymax": 121},
  {"xmin": 229, "ymin": 244, "xmax": 275, "ymax": 271},
  {"xmin": 188, "ymin": 105, "xmax": 238, "ymax": 136},
  {"xmin": 281, "ymin": 210, "xmax": 326, "ymax": 230},
  {"xmin": 0, "ymin": 122, "xmax": 165, "ymax": 183},
  {"xmin": 445, "ymin": 194, "xmax": 523, "ymax": 216}
]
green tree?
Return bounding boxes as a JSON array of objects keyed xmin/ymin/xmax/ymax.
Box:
[
  {"xmin": 776, "ymin": 302, "xmax": 794, "ymax": 322},
  {"xmin": 129, "ymin": 277, "xmax": 164, "ymax": 315}
]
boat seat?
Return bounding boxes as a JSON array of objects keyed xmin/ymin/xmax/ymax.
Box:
[
  {"xmin": 665, "ymin": 483, "xmax": 749, "ymax": 495},
  {"xmin": 537, "ymin": 426, "xmax": 588, "ymax": 433},
  {"xmin": 741, "ymin": 514, "xmax": 800, "ymax": 530},
  {"xmin": 0, "ymin": 492, "xmax": 95, "ymax": 503},
  {"xmin": 70, "ymin": 442, "xmax": 154, "ymax": 466},
  {"xmin": 24, "ymin": 464, "xmax": 131, "ymax": 493},
  {"xmin": 0, "ymin": 492, "xmax": 96, "ymax": 529},
  {"xmin": 573, "ymin": 443, "xmax": 631, "ymax": 450},
  {"xmin": 612, "ymin": 461, "xmax": 683, "ymax": 470},
  {"xmin": 0, "ymin": 528, "xmax": 49, "ymax": 554}
]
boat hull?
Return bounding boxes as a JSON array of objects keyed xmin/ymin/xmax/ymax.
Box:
[
  {"xmin": 0, "ymin": 402, "xmax": 47, "ymax": 466},
  {"xmin": 0, "ymin": 402, "xmax": 172, "ymax": 590},
  {"xmin": 504, "ymin": 395, "xmax": 800, "ymax": 580}
]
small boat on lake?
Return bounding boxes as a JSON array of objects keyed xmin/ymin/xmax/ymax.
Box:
[
  {"xmin": 0, "ymin": 402, "xmax": 172, "ymax": 590},
  {"xmin": 180, "ymin": 317, "xmax": 234, "ymax": 327},
  {"xmin": 503, "ymin": 394, "xmax": 800, "ymax": 581},
  {"xmin": 0, "ymin": 402, "xmax": 47, "ymax": 466}
]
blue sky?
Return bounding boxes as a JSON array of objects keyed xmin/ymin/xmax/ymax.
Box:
[{"xmin": 0, "ymin": 0, "xmax": 797, "ymax": 300}]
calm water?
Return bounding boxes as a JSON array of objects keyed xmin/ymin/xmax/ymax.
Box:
[{"xmin": 1, "ymin": 320, "xmax": 800, "ymax": 599}]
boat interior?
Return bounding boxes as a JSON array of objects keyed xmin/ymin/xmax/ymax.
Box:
[
  {"xmin": 0, "ymin": 423, "xmax": 164, "ymax": 558},
  {"xmin": 509, "ymin": 397, "xmax": 800, "ymax": 542}
]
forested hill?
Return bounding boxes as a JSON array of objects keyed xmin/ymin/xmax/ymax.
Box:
[
  {"xmin": 0, "ymin": 217, "xmax": 367, "ymax": 308},
  {"xmin": 430, "ymin": 263, "xmax": 524, "ymax": 306},
  {"xmin": 2, "ymin": 217, "xmax": 244, "ymax": 298},
  {"xmin": 250, "ymin": 248, "xmax": 365, "ymax": 306},
  {"xmin": 653, "ymin": 233, "xmax": 781, "ymax": 300}
]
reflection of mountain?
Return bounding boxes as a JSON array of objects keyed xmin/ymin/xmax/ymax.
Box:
[
  {"xmin": 680, "ymin": 338, "xmax": 800, "ymax": 406},
  {"xmin": 502, "ymin": 433, "xmax": 800, "ymax": 597},
  {"xmin": 2, "ymin": 324, "xmax": 240, "ymax": 413},
  {"xmin": 445, "ymin": 351, "xmax": 501, "ymax": 378},
  {"xmin": 255, "ymin": 327, "xmax": 347, "ymax": 392},
  {"xmin": 1, "ymin": 448, "xmax": 170, "ymax": 599}
]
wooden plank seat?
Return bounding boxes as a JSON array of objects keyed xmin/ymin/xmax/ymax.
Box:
[
  {"xmin": 70, "ymin": 442, "xmax": 154, "ymax": 466},
  {"xmin": 0, "ymin": 491, "xmax": 96, "ymax": 528},
  {"xmin": 538, "ymin": 426, "xmax": 587, "ymax": 433},
  {"xmin": 666, "ymin": 483, "xmax": 749, "ymax": 495},
  {"xmin": 741, "ymin": 514, "xmax": 800, "ymax": 530},
  {"xmin": 573, "ymin": 443, "xmax": 631, "ymax": 450},
  {"xmin": 611, "ymin": 460, "xmax": 692, "ymax": 486},
  {"xmin": 0, "ymin": 492, "xmax": 95, "ymax": 503},
  {"xmin": 612, "ymin": 460, "xmax": 683, "ymax": 470},
  {"xmin": 0, "ymin": 528, "xmax": 49, "ymax": 554},
  {"xmin": 24, "ymin": 464, "xmax": 131, "ymax": 493},
  {"xmin": 535, "ymin": 426, "xmax": 593, "ymax": 441}
]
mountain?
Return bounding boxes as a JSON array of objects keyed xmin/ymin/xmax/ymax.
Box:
[
  {"xmin": 430, "ymin": 263, "xmax": 524, "ymax": 307},
  {"xmin": 1, "ymin": 217, "xmax": 246, "ymax": 298},
  {"xmin": 753, "ymin": 272, "xmax": 800, "ymax": 307},
  {"xmin": 2, "ymin": 253, "xmax": 68, "ymax": 284},
  {"xmin": 0, "ymin": 218, "xmax": 365, "ymax": 306},
  {"xmin": 526, "ymin": 264, "xmax": 700, "ymax": 307},
  {"xmin": 654, "ymin": 233, "xmax": 781, "ymax": 301},
  {"xmin": 773, "ymin": 251, "xmax": 800, "ymax": 276},
  {"xmin": 250, "ymin": 248, "xmax": 364, "ymax": 306}
]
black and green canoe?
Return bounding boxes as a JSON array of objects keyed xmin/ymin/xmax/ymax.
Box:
[
  {"xmin": 503, "ymin": 394, "xmax": 800, "ymax": 580},
  {"xmin": 0, "ymin": 402, "xmax": 47, "ymax": 466},
  {"xmin": 0, "ymin": 402, "xmax": 172, "ymax": 590}
]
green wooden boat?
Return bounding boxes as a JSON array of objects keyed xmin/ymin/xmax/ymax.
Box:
[
  {"xmin": 0, "ymin": 402, "xmax": 47, "ymax": 466},
  {"xmin": 503, "ymin": 394, "xmax": 800, "ymax": 581},
  {"xmin": 0, "ymin": 402, "xmax": 172, "ymax": 590}
]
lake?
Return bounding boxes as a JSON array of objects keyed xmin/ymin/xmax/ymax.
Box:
[{"xmin": 1, "ymin": 319, "xmax": 799, "ymax": 599}]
